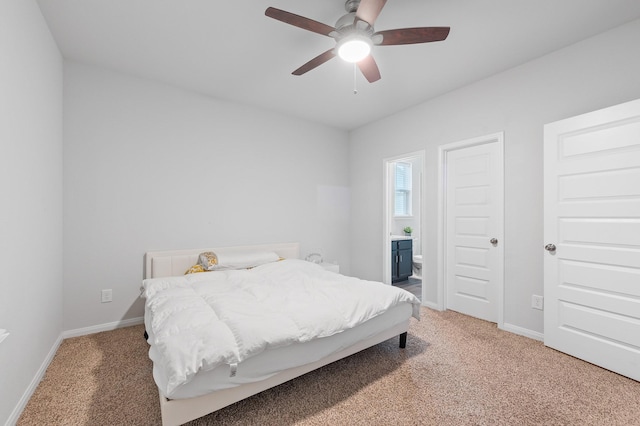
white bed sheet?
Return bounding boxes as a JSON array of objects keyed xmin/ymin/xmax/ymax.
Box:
[{"xmin": 146, "ymin": 302, "xmax": 412, "ymax": 400}]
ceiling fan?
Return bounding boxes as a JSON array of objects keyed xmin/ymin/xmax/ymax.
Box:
[{"xmin": 265, "ymin": 0, "xmax": 450, "ymax": 83}]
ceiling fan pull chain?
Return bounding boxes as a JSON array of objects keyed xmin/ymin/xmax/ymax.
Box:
[{"xmin": 353, "ymin": 63, "xmax": 358, "ymax": 95}]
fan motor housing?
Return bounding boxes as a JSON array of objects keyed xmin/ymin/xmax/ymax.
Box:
[
  {"xmin": 344, "ymin": 0, "xmax": 360, "ymax": 13},
  {"xmin": 335, "ymin": 12, "xmax": 357, "ymax": 31},
  {"xmin": 334, "ymin": 12, "xmax": 374, "ymax": 40}
]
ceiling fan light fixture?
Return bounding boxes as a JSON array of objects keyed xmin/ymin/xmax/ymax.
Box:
[
  {"xmin": 265, "ymin": 3, "xmax": 451, "ymax": 83},
  {"xmin": 337, "ymin": 36, "xmax": 372, "ymax": 63}
]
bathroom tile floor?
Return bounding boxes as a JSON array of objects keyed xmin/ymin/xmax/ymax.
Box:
[{"xmin": 394, "ymin": 277, "xmax": 421, "ymax": 301}]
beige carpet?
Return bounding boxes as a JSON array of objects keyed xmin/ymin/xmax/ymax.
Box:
[{"xmin": 18, "ymin": 308, "xmax": 640, "ymax": 425}]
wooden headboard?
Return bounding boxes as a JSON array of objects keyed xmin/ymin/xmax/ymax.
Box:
[{"xmin": 143, "ymin": 242, "xmax": 300, "ymax": 279}]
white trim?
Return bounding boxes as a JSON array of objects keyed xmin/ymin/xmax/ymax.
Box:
[
  {"xmin": 62, "ymin": 317, "xmax": 144, "ymax": 339},
  {"xmin": 382, "ymin": 159, "xmax": 394, "ymax": 285},
  {"xmin": 6, "ymin": 334, "xmax": 63, "ymax": 426},
  {"xmin": 437, "ymin": 132, "xmax": 505, "ymax": 328},
  {"xmin": 502, "ymin": 323, "xmax": 544, "ymax": 342},
  {"xmin": 420, "ymin": 300, "xmax": 440, "ymax": 311}
]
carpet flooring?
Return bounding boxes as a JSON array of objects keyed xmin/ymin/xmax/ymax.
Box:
[{"xmin": 18, "ymin": 308, "xmax": 640, "ymax": 425}]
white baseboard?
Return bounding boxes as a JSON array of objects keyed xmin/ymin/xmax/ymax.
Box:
[
  {"xmin": 419, "ymin": 305, "xmax": 543, "ymax": 342},
  {"xmin": 501, "ymin": 322, "xmax": 544, "ymax": 341},
  {"xmin": 62, "ymin": 316, "xmax": 144, "ymax": 339},
  {"xmin": 420, "ymin": 300, "xmax": 441, "ymax": 311},
  {"xmin": 6, "ymin": 333, "xmax": 63, "ymax": 426},
  {"xmin": 6, "ymin": 317, "xmax": 145, "ymax": 426}
]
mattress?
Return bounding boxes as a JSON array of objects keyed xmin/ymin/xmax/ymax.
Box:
[{"xmin": 146, "ymin": 302, "xmax": 412, "ymax": 399}]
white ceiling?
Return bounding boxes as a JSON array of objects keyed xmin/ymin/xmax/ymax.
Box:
[{"xmin": 37, "ymin": 0, "xmax": 640, "ymax": 130}]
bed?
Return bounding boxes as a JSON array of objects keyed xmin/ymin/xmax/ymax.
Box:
[{"xmin": 142, "ymin": 242, "xmax": 420, "ymax": 426}]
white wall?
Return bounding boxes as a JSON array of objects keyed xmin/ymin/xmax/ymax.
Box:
[
  {"xmin": 63, "ymin": 62, "xmax": 350, "ymax": 331},
  {"xmin": 349, "ymin": 18, "xmax": 640, "ymax": 335},
  {"xmin": 0, "ymin": 1, "xmax": 63, "ymax": 423}
]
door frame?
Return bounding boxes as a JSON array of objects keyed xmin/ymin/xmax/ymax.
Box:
[
  {"xmin": 382, "ymin": 150, "xmax": 425, "ymax": 298},
  {"xmin": 436, "ymin": 132, "xmax": 505, "ymax": 328}
]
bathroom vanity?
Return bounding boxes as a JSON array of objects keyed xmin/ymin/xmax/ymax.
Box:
[{"xmin": 391, "ymin": 238, "xmax": 413, "ymax": 283}]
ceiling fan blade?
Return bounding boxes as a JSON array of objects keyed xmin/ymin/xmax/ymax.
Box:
[
  {"xmin": 265, "ymin": 7, "xmax": 335, "ymax": 37},
  {"xmin": 292, "ymin": 49, "xmax": 336, "ymax": 76},
  {"xmin": 374, "ymin": 27, "xmax": 450, "ymax": 46},
  {"xmin": 357, "ymin": 55, "xmax": 381, "ymax": 83},
  {"xmin": 355, "ymin": 0, "xmax": 387, "ymax": 26}
]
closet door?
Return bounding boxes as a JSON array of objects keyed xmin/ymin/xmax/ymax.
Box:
[
  {"xmin": 444, "ymin": 136, "xmax": 503, "ymax": 323},
  {"xmin": 544, "ymin": 98, "xmax": 640, "ymax": 381}
]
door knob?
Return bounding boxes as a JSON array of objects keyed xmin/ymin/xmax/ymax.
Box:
[
  {"xmin": 545, "ymin": 244, "xmax": 556, "ymax": 252},
  {"xmin": 490, "ymin": 238, "xmax": 498, "ymax": 245}
]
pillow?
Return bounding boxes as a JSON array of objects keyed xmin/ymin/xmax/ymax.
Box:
[
  {"xmin": 184, "ymin": 264, "xmax": 207, "ymax": 275},
  {"xmin": 197, "ymin": 250, "xmax": 280, "ymax": 271}
]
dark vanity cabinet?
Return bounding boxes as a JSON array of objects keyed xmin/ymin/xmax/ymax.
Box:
[{"xmin": 392, "ymin": 239, "xmax": 413, "ymax": 283}]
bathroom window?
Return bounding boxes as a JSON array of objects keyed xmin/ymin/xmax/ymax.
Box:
[{"xmin": 394, "ymin": 162, "xmax": 412, "ymax": 216}]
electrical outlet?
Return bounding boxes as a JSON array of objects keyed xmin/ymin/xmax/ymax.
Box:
[
  {"xmin": 531, "ymin": 295, "xmax": 544, "ymax": 310},
  {"xmin": 101, "ymin": 289, "xmax": 113, "ymax": 303}
]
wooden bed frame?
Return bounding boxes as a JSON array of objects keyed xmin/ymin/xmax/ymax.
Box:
[{"xmin": 144, "ymin": 242, "xmax": 411, "ymax": 426}]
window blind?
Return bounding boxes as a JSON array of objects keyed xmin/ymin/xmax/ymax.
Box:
[{"xmin": 394, "ymin": 162, "xmax": 412, "ymax": 216}]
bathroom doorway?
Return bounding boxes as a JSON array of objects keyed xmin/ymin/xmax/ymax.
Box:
[{"xmin": 383, "ymin": 151, "xmax": 424, "ymax": 301}]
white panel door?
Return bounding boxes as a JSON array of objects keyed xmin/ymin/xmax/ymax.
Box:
[
  {"xmin": 445, "ymin": 140, "xmax": 503, "ymax": 322},
  {"xmin": 544, "ymin": 98, "xmax": 640, "ymax": 381}
]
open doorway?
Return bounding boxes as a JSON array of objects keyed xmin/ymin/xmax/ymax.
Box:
[{"xmin": 383, "ymin": 151, "xmax": 425, "ymax": 301}]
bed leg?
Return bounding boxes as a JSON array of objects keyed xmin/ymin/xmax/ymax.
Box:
[{"xmin": 399, "ymin": 332, "xmax": 407, "ymax": 348}]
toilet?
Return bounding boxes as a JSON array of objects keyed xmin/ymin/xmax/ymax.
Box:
[{"xmin": 412, "ymin": 254, "xmax": 422, "ymax": 279}]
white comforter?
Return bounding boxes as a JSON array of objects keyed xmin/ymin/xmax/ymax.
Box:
[{"xmin": 141, "ymin": 259, "xmax": 420, "ymax": 396}]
